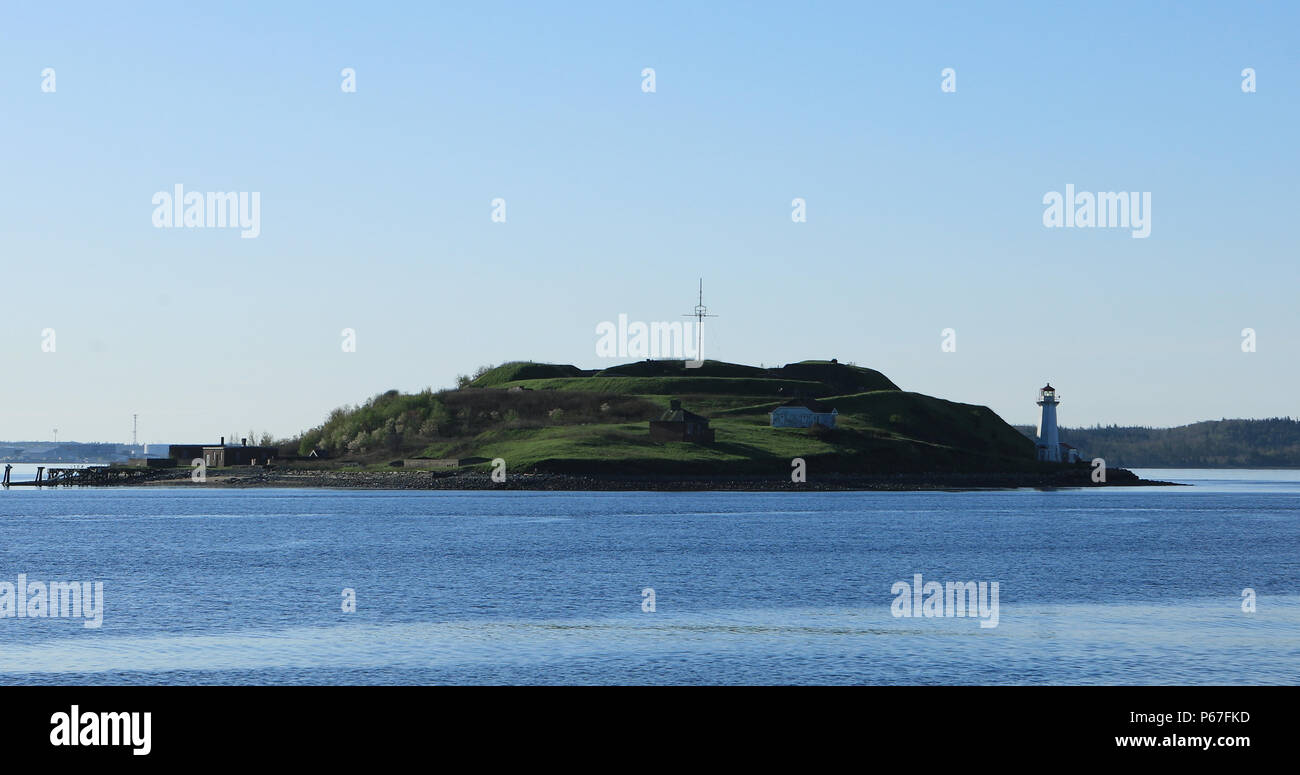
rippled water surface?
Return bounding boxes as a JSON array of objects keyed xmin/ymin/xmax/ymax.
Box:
[{"xmin": 0, "ymin": 469, "xmax": 1296, "ymax": 684}]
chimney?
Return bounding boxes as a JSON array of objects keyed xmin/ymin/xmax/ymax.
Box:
[
  {"xmin": 220, "ymin": 436, "xmax": 224, "ymax": 446},
  {"xmin": 670, "ymin": 399, "xmax": 682, "ymax": 411},
  {"xmin": 241, "ymin": 438, "xmax": 247, "ymax": 447}
]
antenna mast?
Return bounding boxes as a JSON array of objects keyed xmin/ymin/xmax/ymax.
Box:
[{"xmin": 681, "ymin": 278, "xmax": 717, "ymax": 363}]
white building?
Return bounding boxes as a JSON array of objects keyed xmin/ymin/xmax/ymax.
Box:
[{"xmin": 770, "ymin": 399, "xmax": 838, "ymax": 429}]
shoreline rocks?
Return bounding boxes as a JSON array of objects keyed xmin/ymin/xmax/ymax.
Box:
[{"xmin": 107, "ymin": 466, "xmax": 1179, "ymax": 491}]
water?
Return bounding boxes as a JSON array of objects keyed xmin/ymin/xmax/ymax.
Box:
[{"xmin": 0, "ymin": 469, "xmax": 1296, "ymax": 685}]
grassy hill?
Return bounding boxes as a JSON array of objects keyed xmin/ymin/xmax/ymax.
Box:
[
  {"xmin": 293, "ymin": 358, "xmax": 1044, "ymax": 475},
  {"xmin": 466, "ymin": 362, "xmax": 586, "ymax": 387},
  {"xmin": 469, "ymin": 358, "xmax": 898, "ymax": 394}
]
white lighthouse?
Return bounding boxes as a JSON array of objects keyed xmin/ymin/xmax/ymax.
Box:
[{"xmin": 1035, "ymin": 383, "xmax": 1061, "ymax": 462}]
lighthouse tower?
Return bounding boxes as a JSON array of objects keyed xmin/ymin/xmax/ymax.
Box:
[{"xmin": 1036, "ymin": 383, "xmax": 1061, "ymax": 462}]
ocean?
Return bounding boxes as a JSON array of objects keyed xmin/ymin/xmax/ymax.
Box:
[{"xmin": 0, "ymin": 469, "xmax": 1296, "ymax": 685}]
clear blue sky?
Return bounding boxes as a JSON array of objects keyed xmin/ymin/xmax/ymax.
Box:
[{"xmin": 1, "ymin": 1, "xmax": 1296, "ymax": 443}]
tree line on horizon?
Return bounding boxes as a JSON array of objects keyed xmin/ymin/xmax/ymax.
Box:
[{"xmin": 1014, "ymin": 418, "xmax": 1300, "ymax": 468}]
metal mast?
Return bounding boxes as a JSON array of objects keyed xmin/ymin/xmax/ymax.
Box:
[{"xmin": 681, "ymin": 278, "xmax": 717, "ymax": 364}]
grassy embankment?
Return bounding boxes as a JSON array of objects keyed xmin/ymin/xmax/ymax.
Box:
[{"xmin": 291, "ymin": 359, "xmax": 1048, "ymax": 476}]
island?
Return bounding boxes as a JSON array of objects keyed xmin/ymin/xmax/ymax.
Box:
[{"xmin": 40, "ymin": 358, "xmax": 1173, "ymax": 490}]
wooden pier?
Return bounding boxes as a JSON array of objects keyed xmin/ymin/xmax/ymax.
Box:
[{"xmin": 1, "ymin": 464, "xmax": 160, "ymax": 487}]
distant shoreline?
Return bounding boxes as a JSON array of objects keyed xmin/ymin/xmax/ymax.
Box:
[{"xmin": 42, "ymin": 465, "xmax": 1182, "ymax": 492}]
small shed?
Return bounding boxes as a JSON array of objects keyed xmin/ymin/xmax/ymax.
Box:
[{"xmin": 650, "ymin": 400, "xmax": 715, "ymax": 443}]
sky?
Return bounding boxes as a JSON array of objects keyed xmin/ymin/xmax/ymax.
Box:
[{"xmin": 1, "ymin": 1, "xmax": 1296, "ymax": 443}]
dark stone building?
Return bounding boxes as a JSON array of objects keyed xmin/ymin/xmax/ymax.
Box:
[
  {"xmin": 649, "ymin": 399, "xmax": 715, "ymax": 443},
  {"xmin": 196, "ymin": 437, "xmax": 277, "ymax": 467},
  {"xmin": 167, "ymin": 444, "xmax": 207, "ymax": 464}
]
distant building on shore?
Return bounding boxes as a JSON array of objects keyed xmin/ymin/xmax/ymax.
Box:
[
  {"xmin": 191, "ymin": 437, "xmax": 277, "ymax": 467},
  {"xmin": 770, "ymin": 398, "xmax": 838, "ymax": 429},
  {"xmin": 650, "ymin": 400, "xmax": 715, "ymax": 443},
  {"xmin": 167, "ymin": 444, "xmax": 206, "ymax": 463}
]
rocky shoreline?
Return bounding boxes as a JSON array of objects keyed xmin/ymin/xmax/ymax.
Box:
[{"xmin": 112, "ymin": 465, "xmax": 1179, "ymax": 491}]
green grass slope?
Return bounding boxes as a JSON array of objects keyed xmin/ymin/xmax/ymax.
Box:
[
  {"xmin": 596, "ymin": 359, "xmax": 770, "ymax": 379},
  {"xmin": 469, "ymin": 361, "xmax": 586, "ymax": 387},
  {"xmin": 292, "ymin": 358, "xmax": 1043, "ymax": 476},
  {"xmin": 500, "ymin": 376, "xmax": 828, "ymax": 397},
  {"xmin": 491, "ymin": 358, "xmax": 898, "ymax": 399},
  {"xmin": 719, "ymin": 391, "xmax": 1033, "ymax": 461},
  {"xmin": 774, "ymin": 360, "xmax": 899, "ymax": 393}
]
